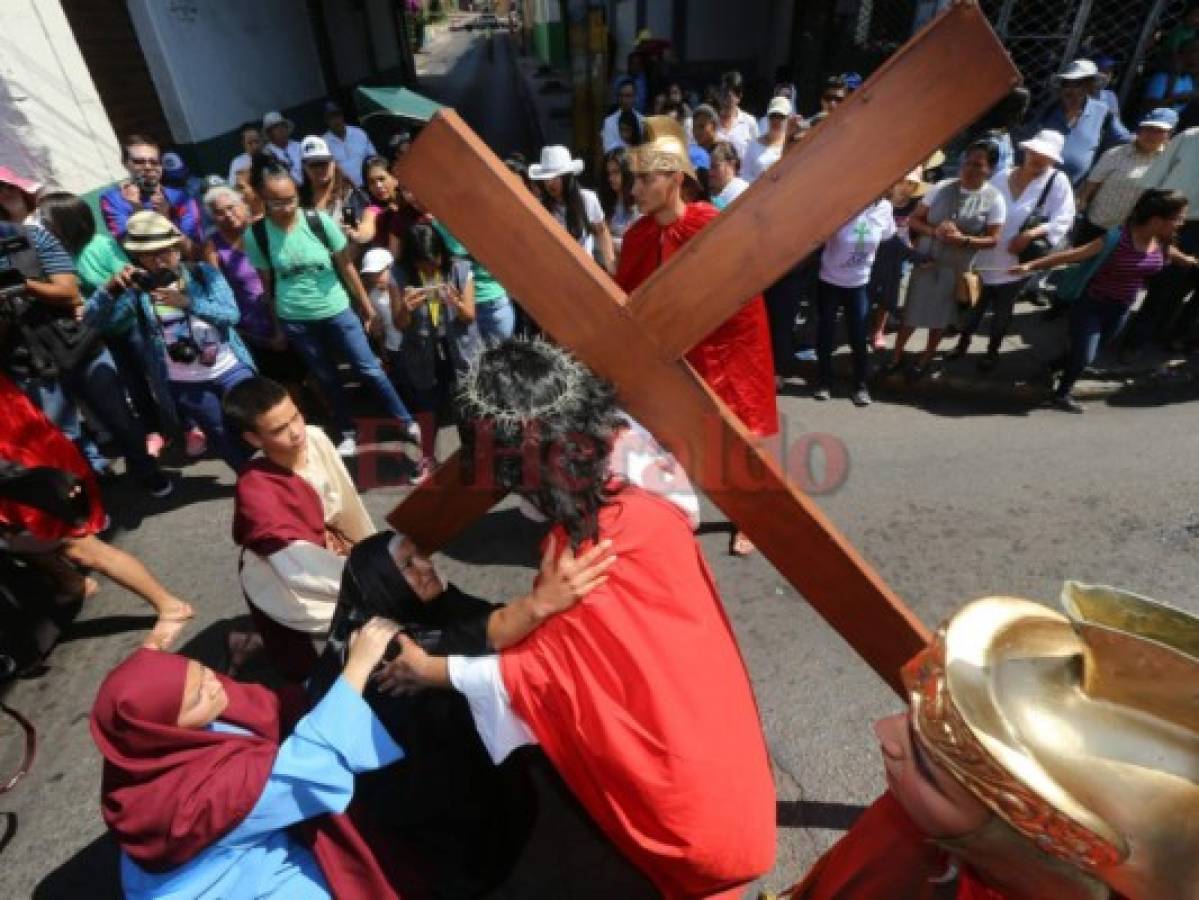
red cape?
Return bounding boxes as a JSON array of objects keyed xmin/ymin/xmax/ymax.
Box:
[
  {"xmin": 0, "ymin": 374, "xmax": 105, "ymax": 541},
  {"xmin": 616, "ymin": 202, "xmax": 779, "ymax": 438},
  {"xmin": 499, "ymin": 486, "xmax": 776, "ymax": 898},
  {"xmin": 783, "ymin": 792, "xmax": 1022, "ymax": 900},
  {"xmin": 91, "ymin": 648, "xmax": 406, "ymax": 898}
]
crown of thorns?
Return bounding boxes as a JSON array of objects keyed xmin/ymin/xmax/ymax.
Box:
[{"xmin": 457, "ymin": 338, "xmax": 590, "ymax": 427}]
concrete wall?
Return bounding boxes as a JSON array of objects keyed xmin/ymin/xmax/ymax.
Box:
[
  {"xmin": 126, "ymin": 0, "xmax": 328, "ymax": 146},
  {"xmin": 0, "ymin": 0, "xmax": 124, "ymax": 194}
]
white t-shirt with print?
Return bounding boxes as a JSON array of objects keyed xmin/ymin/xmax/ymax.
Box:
[
  {"xmin": 156, "ymin": 306, "xmax": 239, "ymax": 383},
  {"xmin": 819, "ymin": 199, "xmax": 897, "ymax": 289}
]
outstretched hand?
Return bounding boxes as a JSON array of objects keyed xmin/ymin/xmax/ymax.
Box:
[
  {"xmin": 343, "ymin": 616, "xmax": 401, "ymax": 693},
  {"xmin": 374, "ymin": 633, "xmax": 439, "ymax": 695},
  {"xmin": 531, "ymin": 536, "xmax": 616, "ymax": 618}
]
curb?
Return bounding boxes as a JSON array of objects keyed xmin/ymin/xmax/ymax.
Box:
[{"xmin": 802, "ymin": 356, "xmax": 1191, "ymax": 405}]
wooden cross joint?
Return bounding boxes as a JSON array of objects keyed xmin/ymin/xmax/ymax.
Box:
[{"xmin": 386, "ymin": 3, "xmax": 1019, "ymax": 696}]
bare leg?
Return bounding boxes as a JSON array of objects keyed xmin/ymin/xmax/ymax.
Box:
[
  {"xmin": 868, "ymin": 308, "xmax": 888, "ymax": 347},
  {"xmin": 731, "ymin": 529, "xmax": 755, "ymax": 557},
  {"xmin": 60, "ymin": 535, "xmax": 194, "ymax": 650},
  {"xmin": 918, "ymin": 328, "xmax": 946, "ymax": 368},
  {"xmin": 891, "ymin": 325, "xmax": 915, "ymax": 364}
]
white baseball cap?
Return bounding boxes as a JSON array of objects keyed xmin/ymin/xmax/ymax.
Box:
[
  {"xmin": 361, "ymin": 247, "xmax": 394, "ymax": 274},
  {"xmin": 1057, "ymin": 59, "xmax": 1099, "ymax": 82},
  {"xmin": 767, "ymin": 96, "xmax": 793, "ymax": 118},
  {"xmin": 300, "ymin": 135, "xmax": 333, "ymax": 162}
]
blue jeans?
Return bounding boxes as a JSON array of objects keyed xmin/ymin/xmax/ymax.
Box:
[
  {"xmin": 106, "ymin": 327, "xmax": 163, "ymax": 432},
  {"xmin": 1058, "ymin": 293, "xmax": 1132, "ymax": 397},
  {"xmin": 16, "ymin": 350, "xmax": 159, "ymax": 481},
  {"xmin": 816, "ymin": 280, "xmax": 871, "ymax": 389},
  {"xmin": 763, "ymin": 264, "xmax": 808, "ymax": 374},
  {"xmin": 169, "ymin": 363, "xmax": 255, "ymax": 470},
  {"xmin": 474, "ymin": 296, "xmax": 515, "ymax": 349},
  {"xmin": 282, "ymin": 307, "xmax": 414, "ymax": 437}
]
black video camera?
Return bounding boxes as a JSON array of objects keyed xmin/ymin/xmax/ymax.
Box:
[{"xmin": 130, "ymin": 268, "xmax": 178, "ymax": 293}]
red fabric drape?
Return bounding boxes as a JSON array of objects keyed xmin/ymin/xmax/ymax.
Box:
[
  {"xmin": 616, "ymin": 202, "xmax": 779, "ymax": 438},
  {"xmin": 232, "ymin": 458, "xmax": 326, "ymax": 556},
  {"xmin": 499, "ymin": 486, "xmax": 776, "ymax": 898},
  {"xmin": 0, "ymin": 373, "xmax": 105, "ymax": 540},
  {"xmin": 91, "ymin": 648, "xmax": 402, "ymax": 898}
]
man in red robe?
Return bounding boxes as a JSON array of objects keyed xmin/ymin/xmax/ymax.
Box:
[
  {"xmin": 615, "ymin": 116, "xmax": 778, "ymax": 555},
  {"xmin": 389, "ymin": 340, "xmax": 777, "ymax": 898}
]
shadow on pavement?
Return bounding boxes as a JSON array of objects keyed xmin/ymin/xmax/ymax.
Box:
[
  {"xmin": 440, "ymin": 507, "xmax": 547, "ymax": 569},
  {"xmin": 32, "ymin": 831, "xmax": 121, "ymax": 900}
]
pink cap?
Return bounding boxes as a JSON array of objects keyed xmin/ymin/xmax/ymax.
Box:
[{"xmin": 0, "ymin": 166, "xmax": 42, "ymax": 197}]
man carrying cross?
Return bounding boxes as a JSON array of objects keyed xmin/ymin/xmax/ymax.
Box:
[{"xmin": 615, "ymin": 117, "xmax": 779, "ymax": 556}]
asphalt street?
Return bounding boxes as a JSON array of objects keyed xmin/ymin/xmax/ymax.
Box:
[{"xmin": 5, "ymin": 26, "xmax": 1199, "ymax": 900}]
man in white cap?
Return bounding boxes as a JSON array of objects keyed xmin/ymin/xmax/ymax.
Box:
[
  {"xmin": 1031, "ymin": 59, "xmax": 1131, "ymax": 185},
  {"xmin": 262, "ymin": 111, "xmax": 302, "ymax": 181},
  {"xmin": 1077, "ymin": 106, "xmax": 1178, "ymax": 244},
  {"xmin": 1122, "ymin": 115, "xmax": 1199, "ymax": 355},
  {"xmin": 742, "ymin": 95, "xmax": 794, "ymax": 182},
  {"xmin": 321, "ymin": 100, "xmax": 376, "ymax": 188}
]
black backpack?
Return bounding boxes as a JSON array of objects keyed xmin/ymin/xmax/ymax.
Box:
[{"xmin": 251, "ymin": 210, "xmax": 335, "ymax": 287}]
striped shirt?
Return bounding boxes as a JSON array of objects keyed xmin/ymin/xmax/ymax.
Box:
[{"xmin": 1087, "ymin": 229, "xmax": 1165, "ymax": 305}]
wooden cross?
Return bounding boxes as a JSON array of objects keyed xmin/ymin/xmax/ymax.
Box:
[{"xmin": 387, "ymin": 2, "xmax": 1019, "ymax": 696}]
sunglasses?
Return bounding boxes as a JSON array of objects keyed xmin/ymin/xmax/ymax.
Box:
[{"xmin": 129, "ymin": 157, "xmax": 161, "ymax": 166}]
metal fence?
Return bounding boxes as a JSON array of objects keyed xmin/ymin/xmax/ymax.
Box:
[{"xmin": 843, "ymin": 0, "xmax": 1193, "ymax": 113}]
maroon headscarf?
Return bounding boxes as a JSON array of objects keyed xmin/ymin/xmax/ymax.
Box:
[{"xmin": 90, "ymin": 648, "xmax": 408, "ymax": 898}]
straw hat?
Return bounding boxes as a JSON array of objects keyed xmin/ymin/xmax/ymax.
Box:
[
  {"xmin": 902, "ymin": 165, "xmax": 929, "ymax": 198},
  {"xmin": 528, "ymin": 145, "xmax": 585, "ymax": 180},
  {"xmin": 628, "ymin": 116, "xmax": 697, "ymax": 182},
  {"xmin": 123, "ymin": 211, "xmax": 183, "ymax": 254}
]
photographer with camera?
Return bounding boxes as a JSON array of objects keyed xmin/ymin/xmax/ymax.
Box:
[
  {"xmin": 0, "ymin": 208, "xmax": 172, "ymax": 495},
  {"xmin": 87, "ymin": 212, "xmax": 257, "ymax": 471},
  {"xmin": 99, "ymin": 135, "xmax": 203, "ymax": 259}
]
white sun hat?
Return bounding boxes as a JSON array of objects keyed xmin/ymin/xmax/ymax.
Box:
[
  {"xmin": 1018, "ymin": 129, "xmax": 1066, "ymax": 165},
  {"xmin": 528, "ymin": 145, "xmax": 585, "ymax": 180}
]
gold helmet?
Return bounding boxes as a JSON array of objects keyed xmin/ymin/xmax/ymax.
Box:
[
  {"xmin": 627, "ymin": 115, "xmax": 697, "ymax": 182},
  {"xmin": 904, "ymin": 582, "xmax": 1199, "ymax": 899}
]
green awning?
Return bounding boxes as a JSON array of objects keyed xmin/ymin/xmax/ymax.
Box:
[{"xmin": 355, "ymin": 85, "xmax": 443, "ymax": 124}]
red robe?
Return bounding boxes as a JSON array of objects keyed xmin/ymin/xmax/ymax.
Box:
[
  {"xmin": 0, "ymin": 374, "xmax": 105, "ymax": 541},
  {"xmin": 783, "ymin": 792, "xmax": 1019, "ymax": 900},
  {"xmin": 499, "ymin": 486, "xmax": 777, "ymax": 898},
  {"xmin": 616, "ymin": 202, "xmax": 779, "ymax": 438}
]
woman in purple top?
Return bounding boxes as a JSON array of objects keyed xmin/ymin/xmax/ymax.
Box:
[
  {"xmin": 202, "ymin": 186, "xmax": 305, "ymax": 384},
  {"xmin": 1014, "ymin": 189, "xmax": 1197, "ymax": 412}
]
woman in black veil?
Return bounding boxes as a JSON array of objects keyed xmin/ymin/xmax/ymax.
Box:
[{"xmin": 309, "ymin": 529, "xmax": 618, "ymax": 898}]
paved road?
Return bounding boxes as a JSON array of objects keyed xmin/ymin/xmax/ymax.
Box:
[{"xmin": 7, "ymin": 25, "xmax": 1199, "ymax": 900}]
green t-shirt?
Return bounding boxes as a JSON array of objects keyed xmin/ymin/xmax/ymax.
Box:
[
  {"xmin": 433, "ymin": 220, "xmax": 507, "ymax": 304},
  {"xmin": 245, "ymin": 212, "xmax": 350, "ymax": 322},
  {"xmin": 75, "ymin": 233, "xmax": 134, "ymax": 335}
]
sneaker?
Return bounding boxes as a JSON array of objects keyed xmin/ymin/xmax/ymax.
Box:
[
  {"xmin": 184, "ymin": 427, "xmax": 207, "ymax": 458},
  {"xmin": 403, "ymin": 421, "xmax": 423, "ymax": 445},
  {"xmin": 1051, "ymin": 394, "xmax": 1085, "ymax": 414},
  {"xmin": 812, "ymin": 384, "xmax": 831, "ymax": 401},
  {"xmin": 793, "ymin": 348, "xmax": 818, "ymax": 363},
  {"xmin": 851, "ymin": 387, "xmax": 872, "ymax": 407},
  {"xmin": 145, "ymin": 432, "xmax": 166, "ymax": 457},
  {"xmin": 336, "ymin": 435, "xmax": 358, "ymax": 457},
  {"xmin": 142, "ymin": 471, "xmax": 175, "ymax": 498}
]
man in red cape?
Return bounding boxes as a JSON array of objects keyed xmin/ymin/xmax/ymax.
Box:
[{"xmin": 615, "ymin": 116, "xmax": 778, "ymax": 555}]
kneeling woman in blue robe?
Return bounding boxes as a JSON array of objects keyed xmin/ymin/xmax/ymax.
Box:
[{"xmin": 90, "ymin": 617, "xmax": 415, "ymax": 899}]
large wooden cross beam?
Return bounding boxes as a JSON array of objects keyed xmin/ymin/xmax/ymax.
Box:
[{"xmin": 387, "ymin": 2, "xmax": 1019, "ymax": 696}]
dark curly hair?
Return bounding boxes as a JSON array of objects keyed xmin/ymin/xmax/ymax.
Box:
[{"xmin": 458, "ymin": 341, "xmax": 623, "ymax": 548}]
